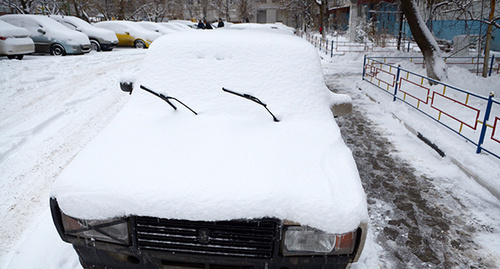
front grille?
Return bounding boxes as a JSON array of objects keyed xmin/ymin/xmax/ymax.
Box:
[{"xmin": 135, "ymin": 217, "xmax": 279, "ymax": 259}]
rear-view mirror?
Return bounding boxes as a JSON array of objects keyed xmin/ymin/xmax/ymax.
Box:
[
  {"xmin": 37, "ymin": 29, "xmax": 46, "ymax": 35},
  {"xmin": 120, "ymin": 81, "xmax": 134, "ymax": 94}
]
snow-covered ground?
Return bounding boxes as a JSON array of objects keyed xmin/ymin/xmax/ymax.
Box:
[
  {"xmin": 0, "ymin": 49, "xmax": 145, "ymax": 268},
  {"xmin": 1, "ymin": 37, "xmax": 499, "ymax": 268}
]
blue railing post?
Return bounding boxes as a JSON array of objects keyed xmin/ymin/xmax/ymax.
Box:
[
  {"xmin": 489, "ymin": 55, "xmax": 495, "ymax": 77},
  {"xmin": 393, "ymin": 65, "xmax": 401, "ymax": 102},
  {"xmin": 362, "ymin": 55, "xmax": 367, "ymax": 80},
  {"xmin": 331, "ymin": 40, "xmax": 334, "ymax": 57},
  {"xmin": 407, "ymin": 41, "xmax": 411, "ymax": 52},
  {"xmin": 477, "ymin": 93, "xmax": 495, "ymax": 153}
]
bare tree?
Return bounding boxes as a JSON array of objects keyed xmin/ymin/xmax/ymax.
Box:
[
  {"xmin": 401, "ymin": 0, "xmax": 447, "ymax": 82},
  {"xmin": 278, "ymin": 0, "xmax": 315, "ymax": 31},
  {"xmin": 0, "ymin": 0, "xmax": 37, "ymax": 13},
  {"xmin": 433, "ymin": 0, "xmax": 500, "ymax": 77},
  {"xmin": 237, "ymin": 0, "xmax": 254, "ymax": 22}
]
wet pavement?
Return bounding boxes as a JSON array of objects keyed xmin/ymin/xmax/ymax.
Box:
[{"xmin": 326, "ymin": 74, "xmax": 499, "ymax": 268}]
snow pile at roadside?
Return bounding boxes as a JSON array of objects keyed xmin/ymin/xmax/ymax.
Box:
[{"xmin": 51, "ymin": 30, "xmax": 368, "ymax": 234}]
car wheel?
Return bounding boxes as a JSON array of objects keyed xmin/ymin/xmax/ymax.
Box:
[
  {"xmin": 90, "ymin": 40, "xmax": 101, "ymax": 52},
  {"xmin": 50, "ymin": 44, "xmax": 65, "ymax": 56},
  {"xmin": 16, "ymin": 55, "xmax": 24, "ymax": 60},
  {"xmin": 134, "ymin": 40, "xmax": 146, "ymax": 49},
  {"xmin": 7, "ymin": 55, "xmax": 15, "ymax": 59}
]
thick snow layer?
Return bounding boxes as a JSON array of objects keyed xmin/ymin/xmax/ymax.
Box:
[
  {"xmin": 94, "ymin": 20, "xmax": 161, "ymax": 42},
  {"xmin": 51, "ymin": 31, "xmax": 368, "ymax": 234},
  {"xmin": 49, "ymin": 15, "xmax": 118, "ymax": 43},
  {"xmin": 0, "ymin": 14, "xmax": 90, "ymax": 46},
  {"xmin": 0, "ymin": 20, "xmax": 30, "ymax": 36}
]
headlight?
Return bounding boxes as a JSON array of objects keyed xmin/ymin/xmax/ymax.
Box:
[
  {"xmin": 282, "ymin": 226, "xmax": 357, "ymax": 256},
  {"xmin": 60, "ymin": 212, "xmax": 130, "ymax": 245}
]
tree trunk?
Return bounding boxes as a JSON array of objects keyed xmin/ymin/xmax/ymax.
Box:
[
  {"xmin": 482, "ymin": 0, "xmax": 495, "ymax": 78},
  {"xmin": 401, "ymin": 0, "xmax": 447, "ymax": 82},
  {"xmin": 348, "ymin": 0, "xmax": 358, "ymax": 42}
]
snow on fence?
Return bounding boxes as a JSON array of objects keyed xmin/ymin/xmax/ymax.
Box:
[
  {"xmin": 363, "ymin": 56, "xmax": 500, "ymax": 159},
  {"xmin": 304, "ymin": 33, "xmax": 414, "ymax": 56},
  {"xmin": 368, "ymin": 56, "xmax": 500, "ymax": 77},
  {"xmin": 303, "ymin": 33, "xmax": 500, "ymax": 76}
]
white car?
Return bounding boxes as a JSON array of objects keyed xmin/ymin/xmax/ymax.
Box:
[
  {"xmin": 136, "ymin": 21, "xmax": 178, "ymax": 35},
  {"xmin": 0, "ymin": 20, "xmax": 34, "ymax": 59},
  {"xmin": 49, "ymin": 15, "xmax": 118, "ymax": 51},
  {"xmin": 94, "ymin": 20, "xmax": 161, "ymax": 48},
  {"xmin": 0, "ymin": 14, "xmax": 90, "ymax": 55},
  {"xmin": 50, "ymin": 30, "xmax": 368, "ymax": 269}
]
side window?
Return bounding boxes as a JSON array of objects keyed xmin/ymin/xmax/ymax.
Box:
[
  {"xmin": 62, "ymin": 21, "xmax": 77, "ymax": 29},
  {"xmin": 21, "ymin": 19, "xmax": 41, "ymax": 35}
]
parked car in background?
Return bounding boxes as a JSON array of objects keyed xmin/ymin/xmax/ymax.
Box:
[
  {"xmin": 136, "ymin": 21, "xmax": 177, "ymax": 35},
  {"xmin": 229, "ymin": 23, "xmax": 295, "ymax": 36},
  {"xmin": 50, "ymin": 30, "xmax": 368, "ymax": 269},
  {"xmin": 0, "ymin": 20, "xmax": 34, "ymax": 59},
  {"xmin": 49, "ymin": 15, "xmax": 118, "ymax": 51},
  {"xmin": 169, "ymin": 19, "xmax": 197, "ymax": 29},
  {"xmin": 94, "ymin": 20, "xmax": 161, "ymax": 48},
  {"xmin": 160, "ymin": 21, "xmax": 193, "ymax": 31},
  {"xmin": 0, "ymin": 14, "xmax": 90, "ymax": 56}
]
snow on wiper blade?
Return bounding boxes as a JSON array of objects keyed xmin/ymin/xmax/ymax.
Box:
[
  {"xmin": 222, "ymin": 87, "xmax": 279, "ymax": 122},
  {"xmin": 120, "ymin": 82, "xmax": 197, "ymax": 115}
]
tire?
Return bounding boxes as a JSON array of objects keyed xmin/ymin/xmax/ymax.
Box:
[
  {"xmin": 16, "ymin": 55, "xmax": 24, "ymax": 60},
  {"xmin": 7, "ymin": 55, "xmax": 15, "ymax": 59},
  {"xmin": 50, "ymin": 44, "xmax": 65, "ymax": 56},
  {"xmin": 90, "ymin": 40, "xmax": 101, "ymax": 52},
  {"xmin": 134, "ymin": 40, "xmax": 146, "ymax": 49}
]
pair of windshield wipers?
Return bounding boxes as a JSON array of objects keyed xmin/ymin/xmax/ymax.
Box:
[{"xmin": 120, "ymin": 83, "xmax": 280, "ymax": 122}]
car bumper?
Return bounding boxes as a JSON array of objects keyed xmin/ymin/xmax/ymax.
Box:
[
  {"xmin": 64, "ymin": 43, "xmax": 91, "ymax": 55},
  {"xmin": 100, "ymin": 41, "xmax": 118, "ymax": 51},
  {"xmin": 72, "ymin": 243, "xmax": 353, "ymax": 269},
  {"xmin": 0, "ymin": 39, "xmax": 34, "ymax": 56},
  {"xmin": 51, "ymin": 199, "xmax": 364, "ymax": 269}
]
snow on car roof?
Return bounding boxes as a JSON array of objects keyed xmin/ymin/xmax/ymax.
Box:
[{"xmin": 51, "ymin": 30, "xmax": 368, "ymax": 234}]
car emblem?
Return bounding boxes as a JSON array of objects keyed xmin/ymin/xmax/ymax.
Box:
[{"xmin": 198, "ymin": 228, "xmax": 210, "ymax": 244}]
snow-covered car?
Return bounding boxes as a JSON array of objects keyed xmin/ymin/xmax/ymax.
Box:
[
  {"xmin": 160, "ymin": 21, "xmax": 194, "ymax": 31},
  {"xmin": 136, "ymin": 21, "xmax": 178, "ymax": 35},
  {"xmin": 49, "ymin": 15, "xmax": 118, "ymax": 51},
  {"xmin": 0, "ymin": 14, "xmax": 90, "ymax": 55},
  {"xmin": 94, "ymin": 20, "xmax": 161, "ymax": 49},
  {"xmin": 229, "ymin": 23, "xmax": 295, "ymax": 35},
  {"xmin": 50, "ymin": 30, "xmax": 368, "ymax": 269},
  {"xmin": 0, "ymin": 20, "xmax": 34, "ymax": 59}
]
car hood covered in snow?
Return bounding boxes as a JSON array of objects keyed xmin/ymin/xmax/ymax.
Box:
[{"xmin": 51, "ymin": 30, "xmax": 368, "ymax": 234}]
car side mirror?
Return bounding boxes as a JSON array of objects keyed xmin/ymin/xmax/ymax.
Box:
[
  {"xmin": 37, "ymin": 28, "xmax": 46, "ymax": 35},
  {"xmin": 120, "ymin": 81, "xmax": 134, "ymax": 95},
  {"xmin": 125, "ymin": 32, "xmax": 130, "ymax": 35},
  {"xmin": 331, "ymin": 102, "xmax": 352, "ymax": 117}
]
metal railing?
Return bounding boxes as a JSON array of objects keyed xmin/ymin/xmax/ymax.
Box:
[
  {"xmin": 368, "ymin": 56, "xmax": 500, "ymax": 77},
  {"xmin": 305, "ymin": 33, "xmax": 414, "ymax": 56},
  {"xmin": 362, "ymin": 56, "xmax": 500, "ymax": 159},
  {"xmin": 304, "ymin": 33, "xmax": 500, "ymax": 76}
]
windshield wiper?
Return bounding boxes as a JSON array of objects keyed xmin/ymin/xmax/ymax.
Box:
[
  {"xmin": 222, "ymin": 87, "xmax": 279, "ymax": 122},
  {"xmin": 120, "ymin": 82, "xmax": 197, "ymax": 115}
]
